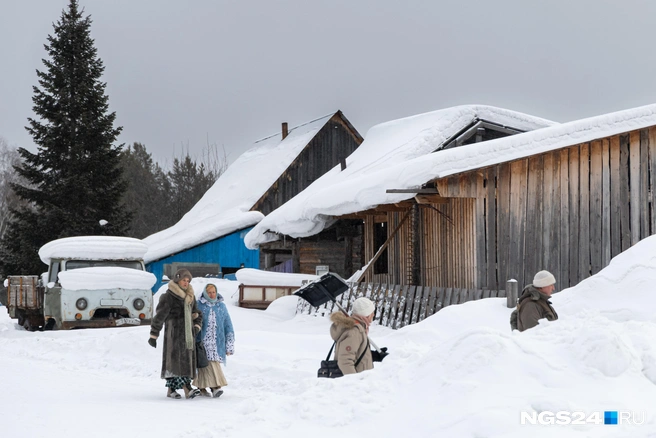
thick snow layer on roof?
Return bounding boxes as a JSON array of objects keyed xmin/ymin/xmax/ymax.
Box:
[
  {"xmin": 39, "ymin": 236, "xmax": 148, "ymax": 265},
  {"xmin": 245, "ymin": 104, "xmax": 555, "ymax": 247},
  {"xmin": 58, "ymin": 267, "xmax": 156, "ymax": 291},
  {"xmin": 235, "ymin": 268, "xmax": 318, "ymax": 286},
  {"xmin": 143, "ymin": 114, "xmax": 335, "ymax": 263}
]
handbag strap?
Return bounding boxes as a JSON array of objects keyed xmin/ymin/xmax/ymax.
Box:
[
  {"xmin": 355, "ymin": 341, "xmax": 370, "ymax": 367},
  {"xmin": 326, "ymin": 340, "xmax": 370, "ymax": 366},
  {"xmin": 326, "ymin": 342, "xmax": 337, "ymax": 361}
]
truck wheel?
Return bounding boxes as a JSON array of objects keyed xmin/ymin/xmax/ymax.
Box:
[{"xmin": 43, "ymin": 318, "xmax": 56, "ymax": 331}]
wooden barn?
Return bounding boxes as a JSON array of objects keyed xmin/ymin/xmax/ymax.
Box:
[
  {"xmin": 247, "ymin": 104, "xmax": 656, "ymax": 295},
  {"xmin": 246, "ymin": 105, "xmax": 556, "ymax": 281},
  {"xmin": 143, "ymin": 111, "xmax": 362, "ymax": 290},
  {"xmin": 256, "ymin": 112, "xmax": 364, "ymax": 276},
  {"xmin": 419, "ymin": 109, "xmax": 656, "ymax": 290},
  {"xmin": 336, "ymin": 104, "xmax": 656, "ymax": 291}
]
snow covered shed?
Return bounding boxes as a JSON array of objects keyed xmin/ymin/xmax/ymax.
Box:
[
  {"xmin": 143, "ymin": 111, "xmax": 362, "ymax": 290},
  {"xmin": 248, "ymin": 103, "xmax": 656, "ymax": 292},
  {"xmin": 246, "ymin": 105, "xmax": 555, "ymax": 281}
]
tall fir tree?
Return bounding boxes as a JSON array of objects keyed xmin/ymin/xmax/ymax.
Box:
[
  {"xmin": 167, "ymin": 155, "xmax": 217, "ymax": 223},
  {"xmin": 120, "ymin": 143, "xmax": 173, "ymax": 238},
  {"xmin": 0, "ymin": 0, "xmax": 131, "ymax": 275}
]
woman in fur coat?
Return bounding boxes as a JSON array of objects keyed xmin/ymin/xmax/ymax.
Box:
[
  {"xmin": 148, "ymin": 269, "xmax": 203, "ymax": 399},
  {"xmin": 193, "ymin": 283, "xmax": 235, "ymax": 398}
]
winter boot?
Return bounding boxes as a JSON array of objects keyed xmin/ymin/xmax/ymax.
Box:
[
  {"xmin": 167, "ymin": 388, "xmax": 182, "ymax": 399},
  {"xmin": 211, "ymin": 387, "xmax": 224, "ymax": 398},
  {"xmin": 199, "ymin": 388, "xmax": 212, "ymax": 397},
  {"xmin": 183, "ymin": 384, "xmax": 201, "ymax": 399}
]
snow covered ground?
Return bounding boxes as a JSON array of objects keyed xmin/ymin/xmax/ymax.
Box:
[{"xmin": 3, "ymin": 238, "xmax": 656, "ymax": 437}]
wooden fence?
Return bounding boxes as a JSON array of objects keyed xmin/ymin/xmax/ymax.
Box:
[{"xmin": 296, "ymin": 282, "xmax": 507, "ymax": 329}]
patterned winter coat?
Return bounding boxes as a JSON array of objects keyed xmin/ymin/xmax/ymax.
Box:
[
  {"xmin": 150, "ymin": 281, "xmax": 202, "ymax": 379},
  {"xmin": 197, "ymin": 293, "xmax": 234, "ymax": 364},
  {"xmin": 329, "ymin": 312, "xmax": 373, "ymax": 375}
]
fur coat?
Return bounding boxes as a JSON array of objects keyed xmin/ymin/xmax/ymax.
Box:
[{"xmin": 150, "ymin": 281, "xmax": 202, "ymax": 379}]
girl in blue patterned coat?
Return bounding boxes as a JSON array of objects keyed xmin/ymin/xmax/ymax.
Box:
[{"xmin": 193, "ymin": 283, "xmax": 235, "ymax": 398}]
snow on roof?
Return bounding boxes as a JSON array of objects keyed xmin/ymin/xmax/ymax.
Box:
[
  {"xmin": 143, "ymin": 113, "xmax": 338, "ymax": 263},
  {"xmin": 245, "ymin": 104, "xmax": 555, "ymax": 248},
  {"xmin": 39, "ymin": 236, "xmax": 148, "ymax": 265},
  {"xmin": 235, "ymin": 268, "xmax": 318, "ymax": 287}
]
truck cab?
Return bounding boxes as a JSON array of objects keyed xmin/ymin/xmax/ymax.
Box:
[{"xmin": 37, "ymin": 236, "xmax": 156, "ymax": 330}]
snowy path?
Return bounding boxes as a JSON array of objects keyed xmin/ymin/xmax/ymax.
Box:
[{"xmin": 4, "ymin": 241, "xmax": 656, "ymax": 438}]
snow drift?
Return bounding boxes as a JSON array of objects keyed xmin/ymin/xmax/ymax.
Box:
[{"xmin": 2, "ymin": 236, "xmax": 656, "ymax": 437}]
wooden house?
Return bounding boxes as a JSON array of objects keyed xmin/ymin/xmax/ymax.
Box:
[
  {"xmin": 251, "ymin": 104, "xmax": 656, "ymax": 292},
  {"xmin": 246, "ymin": 105, "xmax": 555, "ymax": 282},
  {"xmin": 143, "ymin": 111, "xmax": 362, "ymax": 290},
  {"xmin": 420, "ymin": 106, "xmax": 656, "ymax": 290}
]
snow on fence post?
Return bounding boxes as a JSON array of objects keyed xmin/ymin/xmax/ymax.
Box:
[{"xmin": 506, "ymin": 279, "xmax": 518, "ymax": 308}]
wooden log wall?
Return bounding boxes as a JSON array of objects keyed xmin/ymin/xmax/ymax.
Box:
[
  {"xmin": 436, "ymin": 127, "xmax": 656, "ymax": 290},
  {"xmin": 298, "ymin": 234, "xmax": 363, "ymax": 279}
]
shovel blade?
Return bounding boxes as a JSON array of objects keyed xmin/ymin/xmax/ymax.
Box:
[{"xmin": 294, "ymin": 273, "xmax": 349, "ymax": 307}]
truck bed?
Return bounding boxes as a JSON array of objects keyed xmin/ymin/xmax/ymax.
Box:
[{"xmin": 7, "ymin": 276, "xmax": 44, "ymax": 319}]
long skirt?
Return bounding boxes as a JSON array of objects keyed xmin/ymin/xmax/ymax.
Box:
[{"xmin": 194, "ymin": 361, "xmax": 228, "ymax": 388}]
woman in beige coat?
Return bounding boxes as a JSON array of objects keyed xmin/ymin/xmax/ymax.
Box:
[{"xmin": 329, "ymin": 297, "xmax": 375, "ymax": 374}]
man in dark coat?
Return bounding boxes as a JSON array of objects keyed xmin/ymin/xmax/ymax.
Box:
[
  {"xmin": 148, "ymin": 269, "xmax": 203, "ymax": 399},
  {"xmin": 515, "ymin": 270, "xmax": 558, "ymax": 332}
]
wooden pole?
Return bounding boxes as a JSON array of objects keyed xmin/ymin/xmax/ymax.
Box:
[{"xmin": 506, "ymin": 279, "xmax": 518, "ymax": 308}]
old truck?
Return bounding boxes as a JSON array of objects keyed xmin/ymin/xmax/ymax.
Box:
[{"xmin": 5, "ymin": 236, "xmax": 156, "ymax": 330}]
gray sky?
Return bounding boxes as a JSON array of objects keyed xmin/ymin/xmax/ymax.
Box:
[{"xmin": 2, "ymin": 0, "xmax": 656, "ymax": 167}]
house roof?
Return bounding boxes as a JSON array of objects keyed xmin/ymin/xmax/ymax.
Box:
[
  {"xmin": 143, "ymin": 112, "xmax": 343, "ymax": 263},
  {"xmin": 244, "ymin": 104, "xmax": 556, "ymax": 248}
]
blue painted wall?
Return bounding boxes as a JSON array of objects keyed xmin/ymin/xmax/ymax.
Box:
[{"xmin": 146, "ymin": 227, "xmax": 259, "ymax": 292}]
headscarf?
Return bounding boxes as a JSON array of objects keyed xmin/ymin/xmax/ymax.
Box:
[{"xmin": 202, "ymin": 283, "xmax": 223, "ymax": 304}]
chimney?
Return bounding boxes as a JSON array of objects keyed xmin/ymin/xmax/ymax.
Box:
[{"xmin": 282, "ymin": 122, "xmax": 288, "ymax": 140}]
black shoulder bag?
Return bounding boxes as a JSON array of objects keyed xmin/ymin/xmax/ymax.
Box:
[
  {"xmin": 317, "ymin": 340, "xmax": 369, "ymax": 378},
  {"xmin": 196, "ymin": 341, "xmax": 209, "ymax": 368}
]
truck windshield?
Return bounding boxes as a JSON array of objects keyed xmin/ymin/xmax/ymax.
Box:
[{"xmin": 65, "ymin": 260, "xmax": 143, "ymax": 270}]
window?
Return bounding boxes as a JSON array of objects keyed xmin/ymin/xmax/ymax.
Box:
[
  {"xmin": 373, "ymin": 222, "xmax": 388, "ymax": 274},
  {"xmin": 65, "ymin": 260, "xmax": 144, "ymax": 270}
]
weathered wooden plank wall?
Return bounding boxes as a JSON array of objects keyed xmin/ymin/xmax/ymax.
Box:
[
  {"xmin": 416, "ymin": 198, "xmax": 476, "ymax": 288},
  {"xmin": 433, "ymin": 127, "xmax": 656, "ymax": 290},
  {"xmin": 559, "ymin": 148, "xmax": 570, "ymax": 286}
]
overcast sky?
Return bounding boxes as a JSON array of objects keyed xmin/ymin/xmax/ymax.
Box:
[{"xmin": 2, "ymin": 0, "xmax": 656, "ymax": 167}]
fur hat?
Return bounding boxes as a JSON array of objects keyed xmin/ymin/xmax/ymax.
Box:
[
  {"xmin": 533, "ymin": 270, "xmax": 556, "ymax": 288},
  {"xmin": 351, "ymin": 297, "xmax": 375, "ymax": 317},
  {"xmin": 173, "ymin": 268, "xmax": 192, "ymax": 284}
]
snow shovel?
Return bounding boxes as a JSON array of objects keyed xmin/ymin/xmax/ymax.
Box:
[{"xmin": 294, "ymin": 272, "xmax": 386, "ymax": 355}]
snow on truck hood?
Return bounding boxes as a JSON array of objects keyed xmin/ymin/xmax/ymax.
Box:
[
  {"xmin": 38, "ymin": 236, "xmax": 148, "ymax": 265},
  {"xmin": 58, "ymin": 267, "xmax": 156, "ymax": 291}
]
